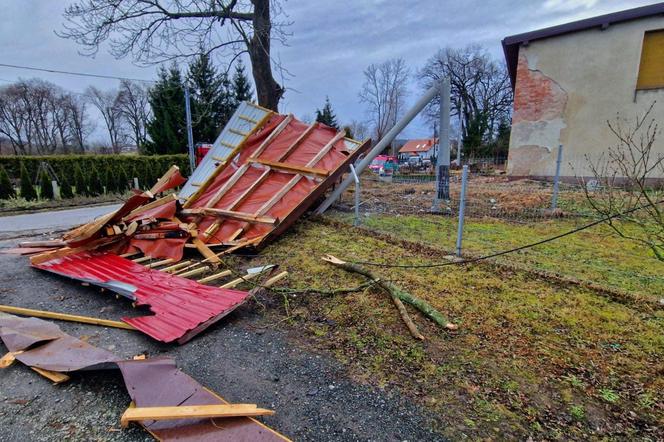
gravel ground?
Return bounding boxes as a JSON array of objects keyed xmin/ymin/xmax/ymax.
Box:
[{"xmin": 0, "ymin": 233, "xmax": 447, "ymax": 442}]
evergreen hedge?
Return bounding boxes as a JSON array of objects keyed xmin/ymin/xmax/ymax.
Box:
[{"xmin": 0, "ymin": 154, "xmax": 189, "ymax": 187}]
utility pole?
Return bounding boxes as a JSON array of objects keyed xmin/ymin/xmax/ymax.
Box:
[
  {"xmin": 432, "ymin": 77, "xmax": 451, "ymax": 211},
  {"xmin": 184, "ymin": 86, "xmax": 195, "ymax": 174}
]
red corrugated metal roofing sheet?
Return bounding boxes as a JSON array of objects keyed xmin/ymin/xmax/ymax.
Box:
[
  {"xmin": 33, "ymin": 252, "xmax": 250, "ymax": 344},
  {"xmin": 399, "ymin": 138, "xmax": 437, "ymax": 154}
]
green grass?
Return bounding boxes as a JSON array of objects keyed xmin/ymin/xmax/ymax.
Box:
[
  {"xmin": 328, "ymin": 212, "xmax": 663, "ymax": 300},
  {"xmin": 244, "ymin": 219, "xmax": 664, "ymax": 440}
]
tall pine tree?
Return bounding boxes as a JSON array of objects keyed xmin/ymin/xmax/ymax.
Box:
[
  {"xmin": 232, "ymin": 60, "xmax": 253, "ymax": 106},
  {"xmin": 146, "ymin": 63, "xmax": 187, "ymax": 154},
  {"xmin": 187, "ymin": 53, "xmax": 233, "ymax": 143},
  {"xmin": 315, "ymin": 97, "xmax": 339, "ymax": 129}
]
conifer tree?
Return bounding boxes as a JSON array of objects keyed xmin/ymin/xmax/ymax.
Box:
[
  {"xmin": 87, "ymin": 165, "xmax": 103, "ymax": 196},
  {"xmin": 103, "ymin": 166, "xmax": 115, "ymax": 193},
  {"xmin": 187, "ymin": 53, "xmax": 233, "ymax": 142},
  {"xmin": 232, "ymin": 59, "xmax": 253, "ymax": 106},
  {"xmin": 315, "ymin": 97, "xmax": 339, "ymax": 129},
  {"xmin": 116, "ymin": 166, "xmax": 130, "ymax": 193},
  {"xmin": 0, "ymin": 166, "xmax": 15, "ymax": 199},
  {"xmin": 39, "ymin": 170, "xmax": 54, "ymax": 199},
  {"xmin": 60, "ymin": 175, "xmax": 74, "ymax": 199},
  {"xmin": 146, "ymin": 63, "xmax": 187, "ymax": 154},
  {"xmin": 73, "ymin": 164, "xmax": 87, "ymax": 196},
  {"xmin": 19, "ymin": 163, "xmax": 37, "ymax": 201}
]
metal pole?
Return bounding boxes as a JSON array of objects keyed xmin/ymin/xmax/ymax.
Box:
[
  {"xmin": 551, "ymin": 144, "xmax": 563, "ymax": 210},
  {"xmin": 316, "ymin": 83, "xmax": 440, "ymax": 215},
  {"xmin": 184, "ymin": 86, "xmax": 196, "ymax": 175},
  {"xmin": 457, "ymin": 116, "xmax": 463, "ymax": 166},
  {"xmin": 349, "ymin": 164, "xmax": 360, "ymax": 226},
  {"xmin": 456, "ymin": 165, "xmax": 469, "ymax": 257},
  {"xmin": 432, "ymin": 78, "xmax": 451, "ymax": 211}
]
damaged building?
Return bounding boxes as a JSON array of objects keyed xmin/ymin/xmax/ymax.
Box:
[{"xmin": 502, "ymin": 2, "xmax": 664, "ymax": 180}]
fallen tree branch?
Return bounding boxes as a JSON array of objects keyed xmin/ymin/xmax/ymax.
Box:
[{"xmin": 322, "ymin": 254, "xmax": 457, "ymax": 332}]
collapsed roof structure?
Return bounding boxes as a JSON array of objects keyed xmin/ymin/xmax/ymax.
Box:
[{"xmin": 18, "ymin": 102, "xmax": 370, "ymax": 343}]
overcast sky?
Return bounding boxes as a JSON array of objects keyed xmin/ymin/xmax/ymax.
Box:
[{"xmin": 0, "ymin": 0, "xmax": 655, "ymax": 143}]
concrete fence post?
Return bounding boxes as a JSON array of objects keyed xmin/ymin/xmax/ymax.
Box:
[
  {"xmin": 133, "ymin": 177, "xmax": 139, "ymax": 189},
  {"xmin": 52, "ymin": 180, "xmax": 60, "ymax": 199},
  {"xmin": 184, "ymin": 86, "xmax": 196, "ymax": 175},
  {"xmin": 551, "ymin": 144, "xmax": 563, "ymax": 210},
  {"xmin": 456, "ymin": 165, "xmax": 469, "ymax": 257},
  {"xmin": 432, "ymin": 77, "xmax": 451, "ymax": 211}
]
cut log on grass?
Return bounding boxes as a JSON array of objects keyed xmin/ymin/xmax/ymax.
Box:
[{"xmin": 322, "ymin": 254, "xmax": 457, "ymax": 332}]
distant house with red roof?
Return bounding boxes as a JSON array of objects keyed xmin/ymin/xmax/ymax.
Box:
[{"xmin": 399, "ymin": 138, "xmax": 437, "ymax": 160}]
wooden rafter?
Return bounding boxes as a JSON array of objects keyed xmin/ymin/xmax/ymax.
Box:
[
  {"xmin": 249, "ymin": 159, "xmax": 329, "ymax": 177},
  {"xmin": 248, "ymin": 114, "xmax": 294, "ymax": 160},
  {"xmin": 181, "ymin": 208, "xmax": 278, "ymax": 225}
]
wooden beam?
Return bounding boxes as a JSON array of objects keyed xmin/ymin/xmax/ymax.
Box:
[
  {"xmin": 226, "ymin": 167, "xmax": 271, "ymax": 210},
  {"xmin": 120, "ymin": 404, "xmax": 274, "ymax": 428},
  {"xmin": 239, "ymin": 114, "xmax": 259, "ymax": 124},
  {"xmin": 197, "ymin": 270, "xmax": 232, "ymax": 284},
  {"xmin": 182, "ymin": 208, "xmax": 277, "ymax": 225},
  {"xmin": 132, "ymin": 256, "xmax": 152, "ymax": 264},
  {"xmin": 148, "ymin": 165, "xmax": 180, "ymax": 195},
  {"xmin": 160, "ymin": 261, "xmax": 193, "ymax": 273},
  {"xmin": 32, "ymin": 367, "xmax": 70, "ymax": 384},
  {"xmin": 229, "ymin": 128, "xmax": 249, "ymax": 137},
  {"xmin": 191, "ymin": 237, "xmax": 221, "ymax": 263},
  {"xmin": 249, "ymin": 114, "xmax": 294, "ymax": 160},
  {"xmin": 144, "ymin": 258, "xmax": 175, "ymax": 269},
  {"xmin": 176, "ymin": 267, "xmax": 208, "ymax": 278},
  {"xmin": 0, "ymin": 351, "xmax": 21, "ymax": 369},
  {"xmin": 0, "ymin": 305, "xmax": 137, "ymax": 331},
  {"xmin": 249, "ymin": 159, "xmax": 329, "ymax": 177}
]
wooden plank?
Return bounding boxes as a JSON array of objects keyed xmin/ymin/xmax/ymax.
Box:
[
  {"xmin": 31, "ymin": 367, "xmax": 70, "ymax": 384},
  {"xmin": 220, "ymin": 141, "xmax": 236, "ymax": 149},
  {"xmin": 227, "ymin": 167, "xmax": 271, "ymax": 210},
  {"xmin": 17, "ymin": 240, "xmax": 65, "ymax": 248},
  {"xmin": 148, "ymin": 165, "xmax": 180, "ymax": 195},
  {"xmin": 182, "ymin": 208, "xmax": 277, "ymax": 225},
  {"xmin": 307, "ymin": 130, "xmax": 346, "ymax": 165},
  {"xmin": 132, "ymin": 256, "xmax": 152, "ymax": 264},
  {"xmin": 239, "ymin": 114, "xmax": 259, "ymax": 124},
  {"xmin": 176, "ymin": 267, "xmax": 208, "ymax": 278},
  {"xmin": 0, "ymin": 305, "xmax": 137, "ymax": 330},
  {"xmin": 249, "ymin": 158, "xmax": 329, "ymax": 177},
  {"xmin": 120, "ymin": 404, "xmax": 274, "ymax": 429},
  {"xmin": 212, "ymin": 156, "xmax": 226, "ymax": 161},
  {"xmin": 263, "ymin": 271, "xmax": 289, "ymax": 287},
  {"xmin": 203, "ymin": 163, "xmax": 251, "ymax": 209},
  {"xmin": 191, "ymin": 237, "xmax": 221, "ymax": 263},
  {"xmin": 119, "ymin": 251, "xmax": 141, "ymax": 258},
  {"xmin": 160, "ymin": 261, "xmax": 193, "ymax": 273},
  {"xmin": 249, "ymin": 114, "xmax": 294, "ymax": 160},
  {"xmin": 197, "ymin": 270, "xmax": 232, "ymax": 284},
  {"xmin": 0, "ymin": 351, "xmax": 21, "ymax": 369},
  {"xmin": 123, "ymin": 194, "xmax": 178, "ymax": 221},
  {"xmin": 229, "ymin": 128, "xmax": 248, "ymax": 137},
  {"xmin": 220, "ymin": 272, "xmax": 262, "ymax": 289},
  {"xmin": 145, "ymin": 258, "xmax": 175, "ymax": 269}
]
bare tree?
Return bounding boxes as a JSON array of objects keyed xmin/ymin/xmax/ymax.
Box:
[
  {"xmin": 64, "ymin": 94, "xmax": 94, "ymax": 153},
  {"xmin": 0, "ymin": 83, "xmax": 30, "ymax": 155},
  {"xmin": 346, "ymin": 119, "xmax": 370, "ymax": 141},
  {"xmin": 418, "ymin": 45, "xmax": 512, "ymax": 156},
  {"xmin": 117, "ymin": 80, "xmax": 150, "ymax": 148},
  {"xmin": 86, "ymin": 86, "xmax": 127, "ymax": 154},
  {"xmin": 583, "ymin": 102, "xmax": 664, "ymax": 261},
  {"xmin": 359, "ymin": 58, "xmax": 409, "ymax": 142},
  {"xmin": 59, "ymin": 0, "xmax": 289, "ymax": 111}
]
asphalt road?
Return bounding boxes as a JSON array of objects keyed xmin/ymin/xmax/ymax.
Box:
[
  {"xmin": 0, "ymin": 204, "xmax": 121, "ymax": 238},
  {"xmin": 0, "ymin": 224, "xmax": 446, "ymax": 441}
]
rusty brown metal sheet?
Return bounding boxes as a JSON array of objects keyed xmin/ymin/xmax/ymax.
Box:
[
  {"xmin": 116, "ymin": 358, "xmax": 289, "ymax": 441},
  {"xmin": 0, "ymin": 314, "xmax": 289, "ymax": 441}
]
